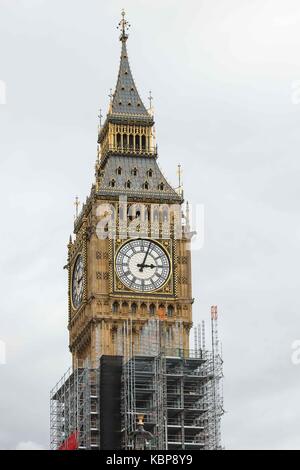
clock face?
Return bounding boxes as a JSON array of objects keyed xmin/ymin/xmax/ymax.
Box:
[
  {"xmin": 72, "ymin": 254, "xmax": 84, "ymax": 309},
  {"xmin": 115, "ymin": 239, "xmax": 171, "ymax": 292}
]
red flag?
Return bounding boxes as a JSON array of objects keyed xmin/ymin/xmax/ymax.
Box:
[{"xmin": 58, "ymin": 431, "xmax": 78, "ymax": 451}]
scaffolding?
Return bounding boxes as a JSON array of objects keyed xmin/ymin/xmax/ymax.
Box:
[
  {"xmin": 50, "ymin": 309, "xmax": 224, "ymax": 450},
  {"xmin": 120, "ymin": 311, "xmax": 224, "ymax": 450},
  {"xmin": 50, "ymin": 361, "xmax": 99, "ymax": 450},
  {"xmin": 120, "ymin": 351, "xmax": 219, "ymax": 450}
]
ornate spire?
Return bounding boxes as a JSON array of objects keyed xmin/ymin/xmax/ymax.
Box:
[{"xmin": 110, "ymin": 10, "xmax": 150, "ymax": 117}]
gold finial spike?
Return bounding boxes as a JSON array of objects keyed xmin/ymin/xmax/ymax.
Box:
[
  {"xmin": 148, "ymin": 91, "xmax": 154, "ymax": 116},
  {"xmin": 74, "ymin": 195, "xmax": 80, "ymax": 219},
  {"xmin": 177, "ymin": 164, "xmax": 182, "ymax": 185},
  {"xmin": 118, "ymin": 9, "xmax": 130, "ymax": 41},
  {"xmin": 108, "ymin": 88, "xmax": 114, "ymax": 113},
  {"xmin": 148, "ymin": 90, "xmax": 153, "ymax": 109},
  {"xmin": 98, "ymin": 108, "xmax": 103, "ymax": 127},
  {"xmin": 177, "ymin": 164, "xmax": 184, "ymax": 197}
]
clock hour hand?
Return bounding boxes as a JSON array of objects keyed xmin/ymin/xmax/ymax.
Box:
[
  {"xmin": 137, "ymin": 263, "xmax": 155, "ymax": 269},
  {"xmin": 139, "ymin": 242, "xmax": 152, "ymax": 272}
]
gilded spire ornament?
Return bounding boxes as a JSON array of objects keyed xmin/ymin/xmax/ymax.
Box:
[
  {"xmin": 74, "ymin": 195, "xmax": 80, "ymax": 219},
  {"xmin": 118, "ymin": 9, "xmax": 130, "ymax": 42}
]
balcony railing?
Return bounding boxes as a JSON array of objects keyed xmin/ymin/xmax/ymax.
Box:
[{"xmin": 102, "ymin": 144, "xmax": 158, "ymax": 156}]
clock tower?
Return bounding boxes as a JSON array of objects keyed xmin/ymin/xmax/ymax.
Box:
[
  {"xmin": 67, "ymin": 11, "xmax": 193, "ymax": 368},
  {"xmin": 51, "ymin": 12, "xmax": 224, "ymax": 451}
]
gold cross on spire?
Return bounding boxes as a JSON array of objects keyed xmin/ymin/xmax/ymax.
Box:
[{"xmin": 118, "ymin": 9, "xmax": 130, "ymax": 41}]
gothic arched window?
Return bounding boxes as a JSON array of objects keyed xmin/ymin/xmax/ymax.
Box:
[
  {"xmin": 112, "ymin": 301, "xmax": 119, "ymax": 314},
  {"xmin": 153, "ymin": 209, "xmax": 159, "ymax": 222},
  {"xmin": 126, "ymin": 180, "xmax": 131, "ymax": 189},
  {"xmin": 122, "ymin": 302, "xmax": 129, "ymax": 314},
  {"xmin": 162, "ymin": 207, "xmax": 169, "ymax": 222},
  {"xmin": 116, "ymin": 133, "xmax": 121, "ymax": 148},
  {"xmin": 131, "ymin": 303, "xmax": 137, "ymax": 314},
  {"xmin": 149, "ymin": 304, "xmax": 156, "ymax": 316},
  {"xmin": 147, "ymin": 169, "xmax": 153, "ymax": 178},
  {"xmin": 143, "ymin": 181, "xmax": 149, "ymax": 190},
  {"xmin": 167, "ymin": 305, "xmax": 174, "ymax": 317},
  {"xmin": 117, "ymin": 167, "xmax": 122, "ymax": 175},
  {"xmin": 135, "ymin": 135, "xmax": 140, "ymax": 150},
  {"xmin": 141, "ymin": 303, "xmax": 147, "ymax": 314},
  {"xmin": 129, "ymin": 134, "xmax": 134, "ymax": 149},
  {"xmin": 141, "ymin": 135, "xmax": 146, "ymax": 150}
]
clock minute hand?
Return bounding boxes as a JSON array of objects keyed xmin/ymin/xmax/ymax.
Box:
[{"xmin": 139, "ymin": 242, "xmax": 152, "ymax": 272}]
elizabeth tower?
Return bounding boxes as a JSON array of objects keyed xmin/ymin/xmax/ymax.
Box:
[{"xmin": 67, "ymin": 12, "xmax": 193, "ymax": 367}]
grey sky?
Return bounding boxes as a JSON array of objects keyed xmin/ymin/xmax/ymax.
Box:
[{"xmin": 0, "ymin": 0, "xmax": 299, "ymax": 450}]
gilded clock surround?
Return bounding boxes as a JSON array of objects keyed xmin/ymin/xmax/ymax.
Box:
[{"xmin": 113, "ymin": 237, "xmax": 173, "ymax": 295}]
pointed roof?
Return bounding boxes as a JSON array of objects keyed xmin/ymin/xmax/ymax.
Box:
[
  {"xmin": 97, "ymin": 155, "xmax": 182, "ymax": 203},
  {"xmin": 110, "ymin": 11, "xmax": 150, "ymax": 118}
]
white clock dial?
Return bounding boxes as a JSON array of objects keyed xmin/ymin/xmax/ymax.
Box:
[
  {"xmin": 115, "ymin": 239, "xmax": 170, "ymax": 292},
  {"xmin": 72, "ymin": 254, "xmax": 84, "ymax": 309}
]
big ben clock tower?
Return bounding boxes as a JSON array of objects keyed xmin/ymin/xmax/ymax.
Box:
[
  {"xmin": 67, "ymin": 11, "xmax": 193, "ymax": 367},
  {"xmin": 51, "ymin": 11, "xmax": 224, "ymax": 451}
]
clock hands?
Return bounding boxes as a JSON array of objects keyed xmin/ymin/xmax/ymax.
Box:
[
  {"xmin": 137, "ymin": 263, "xmax": 156, "ymax": 269},
  {"xmin": 138, "ymin": 241, "xmax": 152, "ymax": 272}
]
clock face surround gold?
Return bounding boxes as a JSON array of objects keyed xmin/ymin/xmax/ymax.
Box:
[
  {"xmin": 72, "ymin": 254, "xmax": 84, "ymax": 309},
  {"xmin": 115, "ymin": 238, "xmax": 171, "ymax": 292}
]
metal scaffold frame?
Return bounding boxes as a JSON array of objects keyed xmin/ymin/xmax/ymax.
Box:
[
  {"xmin": 50, "ymin": 361, "xmax": 100, "ymax": 450},
  {"xmin": 50, "ymin": 308, "xmax": 224, "ymax": 451},
  {"xmin": 121, "ymin": 311, "xmax": 224, "ymax": 450}
]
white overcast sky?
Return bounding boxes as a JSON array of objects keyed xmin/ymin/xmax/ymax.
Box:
[{"xmin": 0, "ymin": 0, "xmax": 300, "ymax": 450}]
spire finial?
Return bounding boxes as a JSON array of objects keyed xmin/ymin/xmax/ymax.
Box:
[
  {"xmin": 148, "ymin": 91, "xmax": 153, "ymax": 107},
  {"xmin": 98, "ymin": 108, "xmax": 103, "ymax": 127},
  {"xmin": 176, "ymin": 164, "xmax": 184, "ymax": 198},
  {"xmin": 74, "ymin": 195, "xmax": 80, "ymax": 219},
  {"xmin": 118, "ymin": 9, "xmax": 130, "ymax": 42},
  {"xmin": 148, "ymin": 91, "xmax": 154, "ymax": 116}
]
